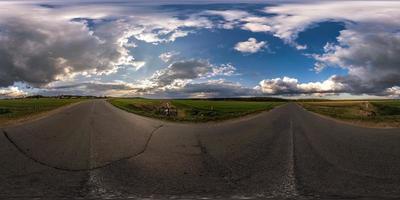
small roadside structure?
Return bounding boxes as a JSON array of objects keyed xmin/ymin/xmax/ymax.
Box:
[
  {"xmin": 157, "ymin": 102, "xmax": 177, "ymax": 117},
  {"xmin": 359, "ymin": 101, "xmax": 376, "ymax": 117}
]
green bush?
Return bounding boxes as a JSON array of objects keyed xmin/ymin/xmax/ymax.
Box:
[
  {"xmin": 0, "ymin": 108, "xmax": 11, "ymax": 115},
  {"xmin": 372, "ymin": 103, "xmax": 400, "ymax": 116}
]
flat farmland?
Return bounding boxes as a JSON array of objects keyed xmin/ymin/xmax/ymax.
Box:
[{"xmin": 108, "ymin": 98, "xmax": 285, "ymax": 122}]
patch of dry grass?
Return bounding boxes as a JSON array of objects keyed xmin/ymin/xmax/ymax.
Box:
[{"xmin": 300, "ymin": 100, "xmax": 400, "ymax": 127}]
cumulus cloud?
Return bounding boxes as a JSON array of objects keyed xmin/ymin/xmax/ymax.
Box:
[
  {"xmin": 234, "ymin": 38, "xmax": 267, "ymax": 53},
  {"xmin": 38, "ymin": 59, "xmax": 244, "ymax": 98},
  {"xmin": 258, "ymin": 1, "xmax": 400, "ymax": 96},
  {"xmin": 0, "ymin": 86, "xmax": 28, "ymax": 99},
  {"xmin": 211, "ymin": 63, "xmax": 236, "ymax": 77},
  {"xmin": 159, "ymin": 51, "xmax": 180, "ymax": 63},
  {"xmin": 149, "ymin": 60, "xmax": 213, "ymax": 88},
  {"xmin": 207, "ymin": 2, "xmax": 400, "ymax": 51},
  {"xmin": 385, "ymin": 86, "xmax": 400, "ymax": 97},
  {"xmin": 262, "ymin": 1, "xmax": 400, "ymax": 43},
  {"xmin": 0, "ymin": 2, "xmax": 213, "ymax": 88},
  {"xmin": 123, "ymin": 14, "xmax": 212, "ymax": 44},
  {"xmin": 205, "ymin": 10, "xmax": 272, "ymax": 33},
  {"xmin": 42, "ymin": 69, "xmax": 247, "ymax": 98},
  {"xmin": 312, "ymin": 30, "xmax": 400, "ymax": 95},
  {"xmin": 0, "ymin": 17, "xmax": 123, "ymax": 87},
  {"xmin": 141, "ymin": 79, "xmax": 258, "ymax": 98},
  {"xmin": 242, "ymin": 22, "xmax": 271, "ymax": 32},
  {"xmin": 138, "ymin": 59, "xmax": 236, "ymax": 91},
  {"xmin": 38, "ymin": 82, "xmax": 136, "ymax": 97},
  {"xmin": 256, "ymin": 76, "xmax": 345, "ymax": 95},
  {"xmin": 2, "ymin": 1, "xmax": 400, "ymax": 98}
]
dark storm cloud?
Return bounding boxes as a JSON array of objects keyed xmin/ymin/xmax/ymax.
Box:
[
  {"xmin": 143, "ymin": 59, "xmax": 236, "ymax": 90},
  {"xmin": 0, "ymin": 2, "xmax": 213, "ymax": 89},
  {"xmin": 38, "ymin": 80, "xmax": 255, "ymax": 98},
  {"xmin": 145, "ymin": 80, "xmax": 259, "ymax": 98},
  {"xmin": 51, "ymin": 83, "xmax": 133, "ymax": 91},
  {"xmin": 315, "ymin": 29, "xmax": 400, "ymax": 95},
  {"xmin": 0, "ymin": 17, "xmax": 125, "ymax": 87},
  {"xmin": 151, "ymin": 60, "xmax": 213, "ymax": 87},
  {"xmin": 38, "ymin": 82, "xmax": 135, "ymax": 96}
]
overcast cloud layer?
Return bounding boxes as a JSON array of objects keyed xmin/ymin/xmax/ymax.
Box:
[{"xmin": 0, "ymin": 1, "xmax": 399, "ymax": 98}]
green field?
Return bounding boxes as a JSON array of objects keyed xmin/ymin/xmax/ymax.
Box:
[
  {"xmin": 300, "ymin": 100, "xmax": 400, "ymax": 127},
  {"xmin": 0, "ymin": 98, "xmax": 84, "ymax": 126},
  {"xmin": 109, "ymin": 98, "xmax": 285, "ymax": 122}
]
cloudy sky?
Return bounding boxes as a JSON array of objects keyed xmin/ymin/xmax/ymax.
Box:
[{"xmin": 0, "ymin": 0, "xmax": 400, "ymax": 99}]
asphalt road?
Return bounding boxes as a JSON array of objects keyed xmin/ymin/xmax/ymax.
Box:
[{"xmin": 1, "ymin": 100, "xmax": 400, "ymax": 199}]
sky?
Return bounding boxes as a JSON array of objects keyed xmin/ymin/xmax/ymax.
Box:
[{"xmin": 0, "ymin": 0, "xmax": 400, "ymax": 99}]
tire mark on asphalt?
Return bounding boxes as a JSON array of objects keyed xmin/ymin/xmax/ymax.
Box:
[
  {"xmin": 292, "ymin": 114, "xmax": 400, "ymax": 199},
  {"xmin": 88, "ymin": 101, "xmax": 96, "ymax": 169},
  {"xmin": 297, "ymin": 122, "xmax": 396, "ymax": 180},
  {"xmin": 195, "ymin": 135, "xmax": 238, "ymax": 189},
  {"xmin": 1, "ymin": 124, "xmax": 164, "ymax": 172},
  {"xmin": 293, "ymin": 104, "xmax": 400, "ymax": 181}
]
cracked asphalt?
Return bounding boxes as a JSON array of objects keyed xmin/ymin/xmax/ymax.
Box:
[{"xmin": 1, "ymin": 100, "xmax": 400, "ymax": 199}]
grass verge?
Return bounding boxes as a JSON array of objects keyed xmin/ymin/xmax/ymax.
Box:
[
  {"xmin": 300, "ymin": 100, "xmax": 400, "ymax": 127},
  {"xmin": 108, "ymin": 98, "xmax": 285, "ymax": 122},
  {"xmin": 0, "ymin": 98, "xmax": 84, "ymax": 126}
]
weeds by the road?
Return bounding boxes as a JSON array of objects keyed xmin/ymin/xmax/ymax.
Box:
[
  {"xmin": 109, "ymin": 98, "xmax": 285, "ymax": 122},
  {"xmin": 300, "ymin": 100, "xmax": 400, "ymax": 127}
]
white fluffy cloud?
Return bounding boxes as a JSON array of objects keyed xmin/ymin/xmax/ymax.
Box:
[
  {"xmin": 258, "ymin": 1, "xmax": 400, "ymax": 96},
  {"xmin": 123, "ymin": 14, "xmax": 212, "ymax": 44},
  {"xmin": 205, "ymin": 10, "xmax": 272, "ymax": 33},
  {"xmin": 263, "ymin": 1, "xmax": 400, "ymax": 44},
  {"xmin": 385, "ymin": 86, "xmax": 400, "ymax": 97},
  {"xmin": 0, "ymin": 86, "xmax": 28, "ymax": 98},
  {"xmin": 207, "ymin": 1, "xmax": 400, "ymax": 52},
  {"xmin": 257, "ymin": 76, "xmax": 345, "ymax": 95},
  {"xmin": 242, "ymin": 22, "xmax": 271, "ymax": 32},
  {"xmin": 159, "ymin": 51, "xmax": 180, "ymax": 63},
  {"xmin": 234, "ymin": 38, "xmax": 267, "ymax": 53}
]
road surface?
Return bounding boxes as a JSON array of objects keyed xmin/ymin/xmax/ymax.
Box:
[{"xmin": 1, "ymin": 100, "xmax": 400, "ymax": 199}]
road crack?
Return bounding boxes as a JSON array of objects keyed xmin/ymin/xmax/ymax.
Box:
[
  {"xmin": 1, "ymin": 124, "xmax": 164, "ymax": 172},
  {"xmin": 2, "ymin": 129, "xmax": 80, "ymax": 172},
  {"xmin": 133, "ymin": 124, "xmax": 164, "ymax": 157}
]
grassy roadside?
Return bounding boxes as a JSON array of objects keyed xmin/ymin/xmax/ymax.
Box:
[
  {"xmin": 0, "ymin": 98, "xmax": 85, "ymax": 126},
  {"xmin": 300, "ymin": 100, "xmax": 400, "ymax": 127},
  {"xmin": 108, "ymin": 98, "xmax": 285, "ymax": 122}
]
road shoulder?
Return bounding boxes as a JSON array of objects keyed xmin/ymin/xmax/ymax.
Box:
[{"xmin": 0, "ymin": 100, "xmax": 87, "ymax": 128}]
